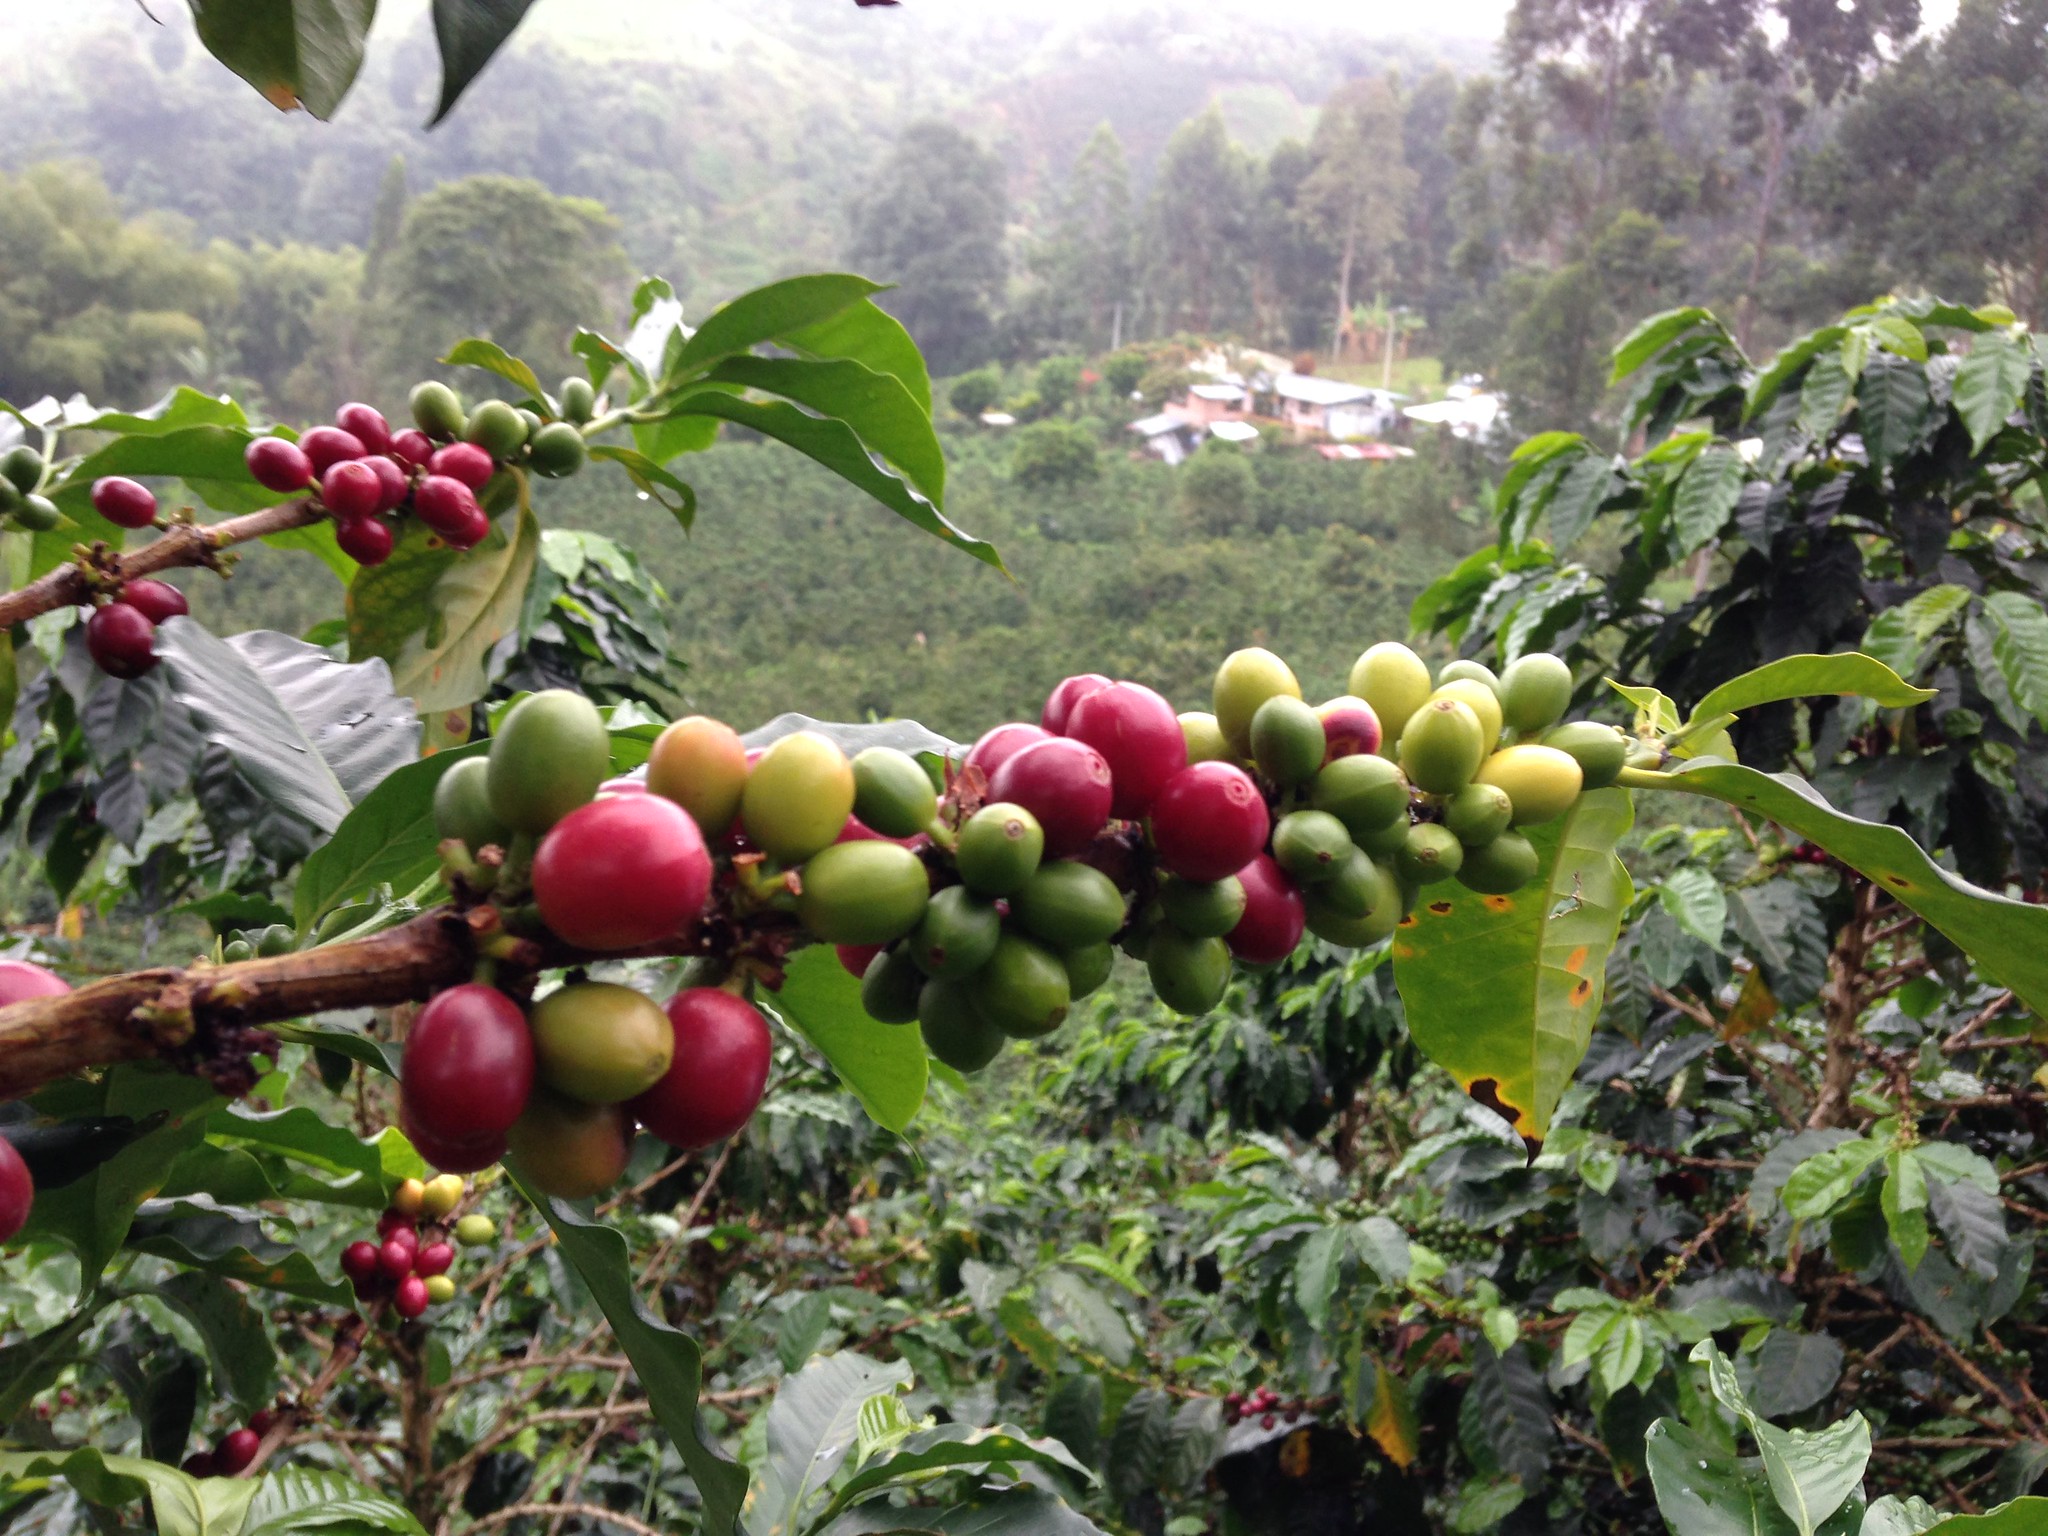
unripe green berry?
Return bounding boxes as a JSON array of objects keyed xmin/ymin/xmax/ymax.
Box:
[
  {"xmin": 464, "ymin": 400, "xmax": 529, "ymax": 460},
  {"xmin": 411, "ymin": 381, "xmax": 466, "ymax": 441},
  {"xmin": 559, "ymin": 377, "xmax": 597, "ymax": 424},
  {"xmin": 526, "ymin": 422, "xmax": 588, "ymax": 479}
]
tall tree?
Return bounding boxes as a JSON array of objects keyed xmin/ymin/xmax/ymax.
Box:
[
  {"xmin": 368, "ymin": 176, "xmax": 629, "ymax": 389},
  {"xmin": 361, "ymin": 154, "xmax": 408, "ymax": 301},
  {"xmin": 1029, "ymin": 123, "xmax": 1136, "ymax": 354},
  {"xmin": 847, "ymin": 121, "xmax": 1009, "ymax": 376},
  {"xmin": 1141, "ymin": 109, "xmax": 1258, "ymax": 338},
  {"xmin": 1299, "ymin": 75, "xmax": 1417, "ymax": 359},
  {"xmin": 1810, "ymin": 0, "xmax": 2048, "ymax": 322}
]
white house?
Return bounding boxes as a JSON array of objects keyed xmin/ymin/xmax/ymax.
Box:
[{"xmin": 1265, "ymin": 373, "xmax": 1406, "ymax": 439}]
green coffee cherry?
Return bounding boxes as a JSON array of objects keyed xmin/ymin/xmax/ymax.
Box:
[
  {"xmin": 1474, "ymin": 745, "xmax": 1584, "ymax": 826},
  {"xmin": 464, "ymin": 400, "xmax": 529, "ymax": 460},
  {"xmin": 861, "ymin": 946, "xmax": 925, "ymax": 1023},
  {"xmin": 1011, "ymin": 861, "xmax": 1126, "ymax": 949},
  {"xmin": 1062, "ymin": 941, "xmax": 1115, "ymax": 1000},
  {"xmin": 955, "ymin": 802, "xmax": 1044, "ymax": 895},
  {"xmin": 1394, "ymin": 823, "xmax": 1465, "ymax": 886},
  {"xmin": 1399, "ymin": 699, "xmax": 1487, "ymax": 795},
  {"xmin": 1431, "ymin": 679, "xmax": 1503, "ymax": 751},
  {"xmin": 1456, "ymin": 830, "xmax": 1540, "ymax": 894},
  {"xmin": 455, "ymin": 1213, "xmax": 497, "ymax": 1246},
  {"xmin": 1312, "ymin": 848, "xmax": 1384, "ymax": 920},
  {"xmin": 1437, "ymin": 658, "xmax": 1500, "ymax": 694},
  {"xmin": 1443, "ymin": 783, "xmax": 1513, "ymax": 847},
  {"xmin": 1147, "ymin": 929, "xmax": 1232, "ymax": 1015},
  {"xmin": 1310, "ymin": 754, "xmax": 1410, "ymax": 838},
  {"xmin": 1499, "ymin": 653, "xmax": 1574, "ymax": 734},
  {"xmin": 1541, "ymin": 721, "xmax": 1629, "ymax": 789},
  {"xmin": 411, "ymin": 380, "xmax": 466, "ymax": 440},
  {"xmin": 1349, "ymin": 642, "xmax": 1433, "ymax": 751},
  {"xmin": 919, "ymin": 979, "xmax": 1006, "ymax": 1072},
  {"xmin": 0, "ymin": 444, "xmax": 43, "ymax": 496},
  {"xmin": 13, "ymin": 495, "xmax": 61, "ymax": 532},
  {"xmin": 559, "ymin": 376, "xmax": 598, "ymax": 424},
  {"xmin": 1179, "ymin": 711, "xmax": 1232, "ymax": 763},
  {"xmin": 1272, "ymin": 810, "xmax": 1353, "ymax": 885},
  {"xmin": 851, "ymin": 747, "xmax": 937, "ymax": 837},
  {"xmin": 527, "ymin": 422, "xmax": 588, "ymax": 479},
  {"xmin": 967, "ymin": 934, "xmax": 1070, "ymax": 1039},
  {"xmin": 1250, "ymin": 695, "xmax": 1326, "ymax": 788},
  {"xmin": 908, "ymin": 886, "xmax": 1002, "ymax": 979},
  {"xmin": 487, "ymin": 690, "xmax": 609, "ymax": 834},
  {"xmin": 794, "ymin": 840, "xmax": 930, "ymax": 946},
  {"xmin": 435, "ymin": 757, "xmax": 512, "ymax": 851},
  {"xmin": 1214, "ymin": 647, "xmax": 1301, "ymax": 754},
  {"xmin": 1158, "ymin": 875, "xmax": 1247, "ymax": 938}
]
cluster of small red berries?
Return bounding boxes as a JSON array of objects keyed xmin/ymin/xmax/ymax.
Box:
[
  {"xmin": 337, "ymin": 1174, "xmax": 490, "ymax": 1321},
  {"xmin": 179, "ymin": 1407, "xmax": 278, "ymax": 1478},
  {"xmin": 1223, "ymin": 1385, "xmax": 1307, "ymax": 1429},
  {"xmin": 243, "ymin": 398, "xmax": 497, "ymax": 567},
  {"xmin": 74, "ymin": 505, "xmax": 190, "ymax": 684}
]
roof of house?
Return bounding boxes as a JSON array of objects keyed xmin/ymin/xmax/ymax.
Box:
[
  {"xmin": 1129, "ymin": 412, "xmax": 1189, "ymax": 437},
  {"xmin": 1209, "ymin": 420, "xmax": 1261, "ymax": 442},
  {"xmin": 1272, "ymin": 373, "xmax": 1377, "ymax": 407},
  {"xmin": 1187, "ymin": 382, "xmax": 1247, "ymax": 402}
]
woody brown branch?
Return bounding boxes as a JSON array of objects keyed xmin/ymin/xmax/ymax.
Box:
[
  {"xmin": 0, "ymin": 498, "xmax": 323, "ymax": 631},
  {"xmin": 0, "ymin": 902, "xmax": 726, "ymax": 1103}
]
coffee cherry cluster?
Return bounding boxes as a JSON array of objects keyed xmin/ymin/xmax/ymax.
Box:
[
  {"xmin": 404, "ymin": 691, "xmax": 773, "ymax": 1198},
  {"xmin": 71, "ymin": 471, "xmax": 197, "ymax": 681},
  {"xmin": 0, "ymin": 443, "xmax": 58, "ymax": 532},
  {"xmin": 1223, "ymin": 1385, "xmax": 1308, "ymax": 1429},
  {"xmin": 336, "ymin": 1174, "xmax": 492, "ymax": 1319},
  {"xmin": 179, "ymin": 1407, "xmax": 279, "ymax": 1478},
  {"xmin": 241, "ymin": 377, "xmax": 593, "ymax": 567},
  {"xmin": 0, "ymin": 958, "xmax": 71, "ymax": 1243}
]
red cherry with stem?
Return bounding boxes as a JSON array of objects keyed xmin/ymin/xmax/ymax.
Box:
[
  {"xmin": 402, "ymin": 983, "xmax": 534, "ymax": 1143},
  {"xmin": 0, "ymin": 959, "xmax": 70, "ymax": 1005},
  {"xmin": 440, "ymin": 502, "xmax": 492, "ymax": 550},
  {"xmin": 1148, "ymin": 762, "xmax": 1270, "ymax": 882},
  {"xmin": 249, "ymin": 1409, "xmax": 279, "ymax": 1437},
  {"xmin": 334, "ymin": 402, "xmax": 393, "ymax": 456},
  {"xmin": 321, "ymin": 460, "xmax": 382, "ymax": 522},
  {"xmin": 1066, "ymin": 680, "xmax": 1186, "ymax": 819},
  {"xmin": 414, "ymin": 1241, "xmax": 454, "ymax": 1277},
  {"xmin": 389, "ymin": 429, "xmax": 435, "ymax": 469},
  {"xmin": 91, "ymin": 476, "xmax": 157, "ymax": 529},
  {"xmin": 334, "ymin": 518, "xmax": 394, "ymax": 567},
  {"xmin": 413, "ymin": 474, "xmax": 480, "ymax": 535},
  {"xmin": 298, "ymin": 426, "xmax": 366, "ymax": 475},
  {"xmin": 1226, "ymin": 854, "xmax": 1305, "ymax": 965},
  {"xmin": 339, "ymin": 1240, "xmax": 380, "ymax": 1285},
  {"xmin": 1316, "ymin": 698, "xmax": 1382, "ymax": 762},
  {"xmin": 385, "ymin": 1223, "xmax": 419, "ymax": 1257},
  {"xmin": 121, "ymin": 579, "xmax": 188, "ymax": 624},
  {"xmin": 215, "ymin": 1428, "xmax": 260, "ymax": 1475},
  {"xmin": 837, "ymin": 942, "xmax": 885, "ymax": 977},
  {"xmin": 245, "ymin": 437, "xmax": 313, "ymax": 493},
  {"xmin": 394, "ymin": 1273, "xmax": 431, "ymax": 1319},
  {"xmin": 86, "ymin": 603, "xmax": 157, "ymax": 680},
  {"xmin": 366, "ymin": 453, "xmax": 409, "ymax": 512},
  {"xmin": 378, "ymin": 1236, "xmax": 415, "ymax": 1281},
  {"xmin": 1041, "ymin": 672, "xmax": 1112, "ymax": 735},
  {"xmin": 629, "ymin": 989, "xmax": 772, "ymax": 1149},
  {"xmin": 429, "ymin": 441, "xmax": 496, "ymax": 490},
  {"xmin": 181, "ymin": 1452, "xmax": 219, "ymax": 1478},
  {"xmin": 835, "ymin": 816, "xmax": 924, "ymax": 850},
  {"xmin": 962, "ymin": 722, "xmax": 1049, "ymax": 781},
  {"xmin": 399, "ymin": 1101, "xmax": 506, "ymax": 1174},
  {"xmin": 0, "ymin": 1134, "xmax": 33, "ymax": 1242},
  {"xmin": 376, "ymin": 1208, "xmax": 416, "ymax": 1238},
  {"xmin": 533, "ymin": 795, "xmax": 712, "ymax": 950},
  {"xmin": 986, "ymin": 737, "xmax": 1113, "ymax": 858}
]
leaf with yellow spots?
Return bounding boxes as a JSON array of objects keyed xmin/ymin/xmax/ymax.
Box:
[
  {"xmin": 1363, "ymin": 1360, "xmax": 1420, "ymax": 1468},
  {"xmin": 1724, "ymin": 967, "xmax": 1779, "ymax": 1039},
  {"xmin": 1393, "ymin": 788, "xmax": 1635, "ymax": 1147},
  {"xmin": 1665, "ymin": 761, "xmax": 2048, "ymax": 1017}
]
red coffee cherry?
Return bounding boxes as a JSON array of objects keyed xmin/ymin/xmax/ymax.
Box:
[
  {"xmin": 334, "ymin": 402, "xmax": 393, "ymax": 456},
  {"xmin": 429, "ymin": 442, "xmax": 496, "ymax": 490},
  {"xmin": 334, "ymin": 518, "xmax": 394, "ymax": 567},
  {"xmin": 245, "ymin": 437, "xmax": 314, "ymax": 493},
  {"xmin": 0, "ymin": 1134, "xmax": 33, "ymax": 1242},
  {"xmin": 121, "ymin": 579, "xmax": 188, "ymax": 624},
  {"xmin": 402, "ymin": 983, "xmax": 534, "ymax": 1143},
  {"xmin": 298, "ymin": 426, "xmax": 367, "ymax": 475},
  {"xmin": 1041, "ymin": 672, "xmax": 1112, "ymax": 734},
  {"xmin": 86, "ymin": 603, "xmax": 157, "ymax": 680},
  {"xmin": 378, "ymin": 1236, "xmax": 415, "ymax": 1280},
  {"xmin": 440, "ymin": 502, "xmax": 492, "ymax": 550},
  {"xmin": 366, "ymin": 453, "xmax": 410, "ymax": 512},
  {"xmin": 389, "ymin": 428, "xmax": 435, "ymax": 469},
  {"xmin": 837, "ymin": 942, "xmax": 885, "ymax": 977},
  {"xmin": 414, "ymin": 1241, "xmax": 454, "ymax": 1277},
  {"xmin": 1149, "ymin": 762, "xmax": 1270, "ymax": 882},
  {"xmin": 91, "ymin": 476, "xmax": 157, "ymax": 529},
  {"xmin": 1066, "ymin": 680, "xmax": 1186, "ymax": 819},
  {"xmin": 394, "ymin": 1273, "xmax": 430, "ymax": 1319},
  {"xmin": 321, "ymin": 460, "xmax": 382, "ymax": 522},
  {"xmin": 628, "ymin": 989, "xmax": 772, "ymax": 1149},
  {"xmin": 339, "ymin": 1240, "xmax": 380, "ymax": 1285},
  {"xmin": 533, "ymin": 795, "xmax": 712, "ymax": 950},
  {"xmin": 0, "ymin": 959, "xmax": 71, "ymax": 1005},
  {"xmin": 181, "ymin": 1453, "xmax": 218, "ymax": 1478},
  {"xmin": 963, "ymin": 722, "xmax": 1049, "ymax": 780},
  {"xmin": 376, "ymin": 1208, "xmax": 416, "ymax": 1238},
  {"xmin": 215, "ymin": 1427, "xmax": 260, "ymax": 1475},
  {"xmin": 986, "ymin": 738, "xmax": 1113, "ymax": 858},
  {"xmin": 413, "ymin": 474, "xmax": 480, "ymax": 536},
  {"xmin": 1226, "ymin": 854, "xmax": 1305, "ymax": 965},
  {"xmin": 248, "ymin": 1409, "xmax": 279, "ymax": 1437}
]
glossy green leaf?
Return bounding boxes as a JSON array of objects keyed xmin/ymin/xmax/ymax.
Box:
[
  {"xmin": 666, "ymin": 391, "xmax": 1003, "ymax": 572},
  {"xmin": 187, "ymin": 0, "xmax": 374, "ymax": 118},
  {"xmin": 1882, "ymin": 1148, "xmax": 1931, "ymax": 1270},
  {"xmin": 1293, "ymin": 1225, "xmax": 1347, "ymax": 1332},
  {"xmin": 1644, "ymin": 1419, "xmax": 1855, "ymax": 1536},
  {"xmin": 1689, "ymin": 653, "xmax": 1935, "ymax": 725},
  {"xmin": 1695, "ymin": 1342, "xmax": 1870, "ymax": 1536},
  {"xmin": 1856, "ymin": 357, "xmax": 1933, "ymax": 467},
  {"xmin": 242, "ymin": 1467, "xmax": 429, "ymax": 1536},
  {"xmin": 1393, "ymin": 787, "xmax": 1634, "ymax": 1145},
  {"xmin": 767, "ymin": 947, "xmax": 929, "ymax": 1134},
  {"xmin": 784, "ymin": 298, "xmax": 932, "ymax": 416},
  {"xmin": 1782, "ymin": 1137, "xmax": 1884, "ymax": 1219},
  {"xmin": 441, "ymin": 337, "xmax": 546, "ymax": 403},
  {"xmin": 707, "ymin": 355, "xmax": 945, "ymax": 507},
  {"xmin": 294, "ymin": 741, "xmax": 487, "ymax": 929},
  {"xmin": 1611, "ymin": 307, "xmax": 1721, "ymax": 384},
  {"xmin": 1929, "ymin": 1498, "xmax": 2048, "ymax": 1534},
  {"xmin": 1656, "ymin": 761, "xmax": 2048, "ymax": 1016},
  {"xmin": 813, "ymin": 1424, "xmax": 1094, "ymax": 1528},
  {"xmin": 0, "ymin": 1448, "xmax": 258, "ymax": 1536},
  {"xmin": 508, "ymin": 1173, "xmax": 750, "ymax": 1535},
  {"xmin": 1980, "ymin": 592, "xmax": 2048, "ymax": 732},
  {"xmin": 156, "ymin": 1269, "xmax": 277, "ymax": 1412},
  {"xmin": 587, "ymin": 443, "xmax": 698, "ymax": 526},
  {"xmin": 1861, "ymin": 588, "xmax": 1973, "ymax": 679},
  {"xmin": 428, "ymin": 0, "xmax": 541, "ymax": 124},
  {"xmin": 1671, "ymin": 443, "xmax": 1744, "ymax": 556},
  {"xmin": 666, "ymin": 274, "xmax": 884, "ymax": 384},
  {"xmin": 347, "ymin": 496, "xmax": 539, "ymax": 713},
  {"xmin": 124, "ymin": 1201, "xmax": 353, "ymax": 1305},
  {"xmin": 750, "ymin": 1351, "xmax": 915, "ymax": 1536},
  {"xmin": 1953, "ymin": 333, "xmax": 2034, "ymax": 452},
  {"xmin": 821, "ymin": 1486, "xmax": 1109, "ymax": 1536},
  {"xmin": 1744, "ymin": 325, "xmax": 1848, "ymax": 421}
]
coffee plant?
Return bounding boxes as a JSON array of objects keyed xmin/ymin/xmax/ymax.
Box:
[{"xmin": 2, "ymin": 262, "xmax": 2047, "ymax": 1536}]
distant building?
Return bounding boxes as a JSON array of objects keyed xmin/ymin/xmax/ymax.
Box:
[
  {"xmin": 1264, "ymin": 373, "xmax": 1406, "ymax": 440},
  {"xmin": 1402, "ymin": 382, "xmax": 1503, "ymax": 441},
  {"xmin": 1176, "ymin": 381, "xmax": 1249, "ymax": 428},
  {"xmin": 1129, "ymin": 411, "xmax": 1202, "ymax": 465}
]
